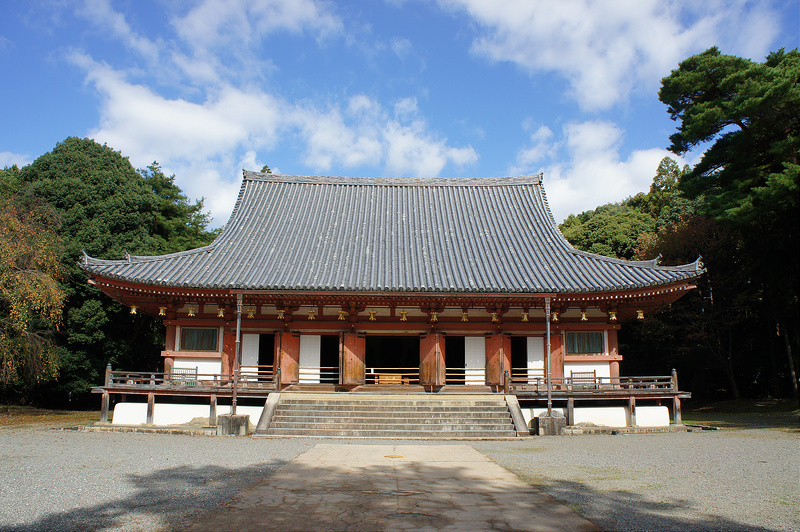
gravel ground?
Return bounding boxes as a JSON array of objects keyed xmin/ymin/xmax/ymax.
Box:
[{"xmin": 0, "ymin": 426, "xmax": 797, "ymax": 531}]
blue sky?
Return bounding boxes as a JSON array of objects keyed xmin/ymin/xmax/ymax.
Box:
[{"xmin": 1, "ymin": 1, "xmax": 798, "ymax": 227}]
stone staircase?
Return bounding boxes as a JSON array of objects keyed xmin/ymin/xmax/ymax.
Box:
[{"xmin": 258, "ymin": 393, "xmax": 520, "ymax": 438}]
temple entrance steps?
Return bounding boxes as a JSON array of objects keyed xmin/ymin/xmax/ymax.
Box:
[{"xmin": 256, "ymin": 393, "xmax": 521, "ymax": 438}]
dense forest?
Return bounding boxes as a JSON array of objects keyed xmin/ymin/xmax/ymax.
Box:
[
  {"xmin": 562, "ymin": 47, "xmax": 799, "ymax": 400},
  {"xmin": 1, "ymin": 47, "xmax": 797, "ymax": 405},
  {"xmin": 1, "ymin": 138, "xmax": 217, "ymax": 406}
]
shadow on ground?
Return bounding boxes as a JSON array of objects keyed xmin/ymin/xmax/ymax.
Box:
[
  {"xmin": 538, "ymin": 478, "xmax": 781, "ymax": 532},
  {"xmin": 5, "ymin": 461, "xmax": 288, "ymax": 532},
  {"xmin": 5, "ymin": 446, "xmax": 783, "ymax": 532},
  {"xmin": 683, "ymin": 399, "xmax": 800, "ymax": 430}
]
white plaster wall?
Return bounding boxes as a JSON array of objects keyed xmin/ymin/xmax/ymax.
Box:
[
  {"xmin": 564, "ymin": 361, "xmax": 611, "ymax": 379},
  {"xmin": 111, "ymin": 403, "xmax": 263, "ymax": 426},
  {"xmin": 464, "ymin": 337, "xmax": 485, "ymax": 384},
  {"xmin": 299, "ymin": 335, "xmax": 321, "ymax": 383},
  {"xmin": 520, "ymin": 407, "xmax": 567, "ymax": 426},
  {"xmin": 635, "ymin": 406, "xmax": 671, "ymax": 427},
  {"xmin": 520, "ymin": 406, "xmax": 629, "ymax": 427},
  {"xmin": 523, "ymin": 336, "xmax": 545, "ymax": 379},
  {"xmin": 241, "ymin": 334, "xmax": 260, "ymax": 367},
  {"xmin": 173, "ymin": 358, "xmax": 222, "ymax": 376},
  {"xmin": 573, "ymin": 406, "xmax": 628, "ymax": 427}
]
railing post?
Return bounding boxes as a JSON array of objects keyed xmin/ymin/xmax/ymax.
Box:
[
  {"xmin": 100, "ymin": 391, "xmax": 109, "ymax": 423},
  {"xmin": 105, "ymin": 363, "xmax": 112, "ymax": 386},
  {"xmin": 209, "ymin": 394, "xmax": 217, "ymax": 426},
  {"xmin": 567, "ymin": 398, "xmax": 574, "ymax": 425},
  {"xmin": 671, "ymin": 369, "xmax": 683, "ymax": 425},
  {"xmin": 503, "ymin": 370, "xmax": 510, "ymax": 393},
  {"xmin": 146, "ymin": 392, "xmax": 155, "ymax": 425}
]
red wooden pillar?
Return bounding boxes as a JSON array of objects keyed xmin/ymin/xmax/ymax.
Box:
[
  {"xmin": 550, "ymin": 332, "xmax": 564, "ymax": 380},
  {"xmin": 275, "ymin": 331, "xmax": 301, "ymax": 385},
  {"xmin": 163, "ymin": 323, "xmax": 177, "ymax": 373},
  {"xmin": 419, "ymin": 333, "xmax": 445, "ymax": 386},
  {"xmin": 485, "ymin": 333, "xmax": 511, "ymax": 387},
  {"xmin": 340, "ymin": 332, "xmax": 366, "ymax": 386},
  {"xmin": 222, "ymin": 329, "xmax": 236, "ymax": 375},
  {"xmin": 607, "ymin": 328, "xmax": 621, "ymax": 379}
]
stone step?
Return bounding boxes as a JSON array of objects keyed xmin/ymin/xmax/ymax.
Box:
[
  {"xmin": 271, "ymin": 411, "xmax": 511, "ymax": 421},
  {"xmin": 263, "ymin": 393, "xmax": 518, "ymax": 439},
  {"xmin": 276, "ymin": 401, "xmax": 508, "ymax": 410},
  {"xmin": 270, "ymin": 421, "xmax": 510, "ymax": 433},
  {"xmin": 264, "ymin": 428, "xmax": 518, "ymax": 438}
]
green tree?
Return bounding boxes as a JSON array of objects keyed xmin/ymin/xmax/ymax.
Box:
[
  {"xmin": 659, "ymin": 47, "xmax": 799, "ymax": 399},
  {"xmin": 626, "ymin": 157, "xmax": 699, "ymax": 228},
  {"xmin": 0, "ymin": 189, "xmax": 65, "ymax": 391},
  {"xmin": 140, "ymin": 163, "xmax": 217, "ymax": 253},
  {"xmin": 13, "ymin": 138, "xmax": 216, "ymax": 404},
  {"xmin": 560, "ymin": 203, "xmax": 656, "ymax": 260}
]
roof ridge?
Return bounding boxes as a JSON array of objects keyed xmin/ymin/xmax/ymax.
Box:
[{"xmin": 242, "ymin": 170, "xmax": 543, "ymax": 187}]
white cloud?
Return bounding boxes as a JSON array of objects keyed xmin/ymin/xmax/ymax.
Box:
[
  {"xmin": 512, "ymin": 120, "xmax": 685, "ymax": 222},
  {"xmin": 0, "ymin": 152, "xmax": 31, "ymax": 169},
  {"xmin": 73, "ymin": 54, "xmax": 283, "ymax": 165},
  {"xmin": 70, "ymin": 50, "xmax": 477, "ymax": 225},
  {"xmin": 79, "ymin": 0, "xmax": 160, "ymax": 63},
  {"xmin": 391, "ymin": 37, "xmax": 412, "ymax": 59},
  {"xmin": 173, "ymin": 0, "xmax": 342, "ymax": 53},
  {"xmin": 438, "ymin": 0, "xmax": 783, "ymax": 110},
  {"xmin": 293, "ymin": 95, "xmax": 478, "ymax": 176}
]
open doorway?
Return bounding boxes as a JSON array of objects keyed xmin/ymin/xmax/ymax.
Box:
[
  {"xmin": 445, "ymin": 336, "xmax": 485, "ymax": 384},
  {"xmin": 298, "ymin": 334, "xmax": 341, "ymax": 383},
  {"xmin": 365, "ymin": 336, "xmax": 419, "ymax": 384},
  {"xmin": 511, "ymin": 336, "xmax": 544, "ymax": 382}
]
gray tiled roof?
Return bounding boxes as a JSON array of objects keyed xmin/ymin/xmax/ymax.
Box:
[{"xmin": 80, "ymin": 171, "xmax": 703, "ymax": 293}]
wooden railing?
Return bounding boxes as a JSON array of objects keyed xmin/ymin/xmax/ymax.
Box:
[
  {"xmin": 106, "ymin": 367, "xmax": 277, "ymax": 390},
  {"xmin": 366, "ymin": 367, "xmax": 420, "ymax": 385},
  {"xmin": 509, "ymin": 375, "xmax": 676, "ymax": 393},
  {"xmin": 298, "ymin": 366, "xmax": 339, "ymax": 384},
  {"xmin": 445, "ymin": 367, "xmax": 486, "ymax": 385}
]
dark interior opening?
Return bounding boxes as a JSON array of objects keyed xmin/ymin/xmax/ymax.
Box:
[
  {"xmin": 257, "ymin": 334, "xmax": 275, "ymax": 380},
  {"xmin": 445, "ymin": 336, "xmax": 465, "ymax": 384},
  {"xmin": 510, "ymin": 336, "xmax": 528, "ymax": 378},
  {"xmin": 365, "ymin": 336, "xmax": 419, "ymax": 371},
  {"xmin": 320, "ymin": 335, "xmax": 339, "ymax": 383}
]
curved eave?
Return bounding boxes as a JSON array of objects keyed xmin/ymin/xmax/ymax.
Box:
[{"xmin": 80, "ymin": 255, "xmax": 704, "ymax": 295}]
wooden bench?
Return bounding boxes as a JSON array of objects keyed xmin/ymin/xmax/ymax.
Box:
[
  {"xmin": 570, "ymin": 370, "xmax": 597, "ymax": 390},
  {"xmin": 377, "ymin": 374, "xmax": 403, "ymax": 385},
  {"xmin": 172, "ymin": 367, "xmax": 198, "ymax": 386}
]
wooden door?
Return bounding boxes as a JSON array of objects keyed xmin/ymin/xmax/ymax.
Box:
[
  {"xmin": 419, "ymin": 333, "xmax": 445, "ymax": 386},
  {"xmin": 485, "ymin": 333, "xmax": 511, "ymax": 386},
  {"xmin": 340, "ymin": 332, "xmax": 366, "ymax": 386}
]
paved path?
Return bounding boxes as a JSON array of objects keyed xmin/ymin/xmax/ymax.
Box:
[{"xmin": 184, "ymin": 444, "xmax": 600, "ymax": 532}]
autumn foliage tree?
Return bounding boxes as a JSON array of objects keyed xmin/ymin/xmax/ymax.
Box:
[
  {"xmin": 3, "ymin": 137, "xmax": 216, "ymax": 404},
  {"xmin": 0, "ymin": 191, "xmax": 65, "ymax": 389}
]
